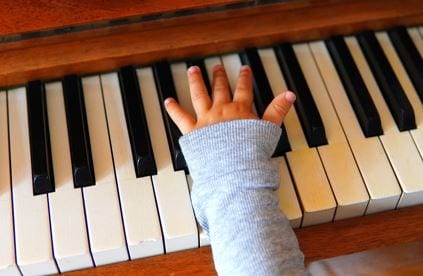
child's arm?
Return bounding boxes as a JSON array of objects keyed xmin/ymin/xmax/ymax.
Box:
[{"xmin": 165, "ymin": 64, "xmax": 306, "ymax": 275}]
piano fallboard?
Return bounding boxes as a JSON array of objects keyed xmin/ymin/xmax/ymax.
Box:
[{"xmin": 0, "ymin": 0, "xmax": 422, "ymax": 88}]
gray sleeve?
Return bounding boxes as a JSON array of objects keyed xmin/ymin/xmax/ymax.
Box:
[{"xmin": 179, "ymin": 119, "xmax": 306, "ymax": 276}]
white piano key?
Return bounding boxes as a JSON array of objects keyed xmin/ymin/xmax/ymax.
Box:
[
  {"xmin": 407, "ymin": 27, "xmax": 423, "ymax": 57},
  {"xmin": 8, "ymin": 87, "xmax": 58, "ymax": 275},
  {"xmin": 171, "ymin": 62, "xmax": 195, "ymax": 117},
  {"xmin": 137, "ymin": 67, "xmax": 198, "ymax": 253},
  {"xmin": 45, "ymin": 82, "xmax": 93, "ymax": 272},
  {"xmin": 293, "ymin": 43, "xmax": 369, "ymax": 220},
  {"xmin": 100, "ymin": 72, "xmax": 164, "ymax": 259},
  {"xmin": 221, "ymin": 53, "xmax": 243, "ymax": 93},
  {"xmin": 81, "ymin": 76, "xmax": 128, "ymax": 266},
  {"xmin": 309, "ymin": 41, "xmax": 402, "ymax": 214},
  {"xmin": 375, "ymin": 31, "xmax": 423, "ymax": 157},
  {"xmin": 0, "ymin": 91, "xmax": 19, "ymax": 276},
  {"xmin": 258, "ymin": 48, "xmax": 336, "ymax": 226},
  {"xmin": 186, "ymin": 175, "xmax": 209, "ymax": 247},
  {"xmin": 171, "ymin": 63, "xmax": 209, "ymax": 247},
  {"xmin": 274, "ymin": 157, "xmax": 302, "ymax": 228}
]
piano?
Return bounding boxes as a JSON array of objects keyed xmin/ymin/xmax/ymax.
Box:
[{"xmin": 0, "ymin": 0, "xmax": 422, "ymax": 275}]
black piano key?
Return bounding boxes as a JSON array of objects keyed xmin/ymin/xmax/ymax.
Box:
[
  {"xmin": 325, "ymin": 36, "xmax": 383, "ymax": 137},
  {"xmin": 388, "ymin": 26, "xmax": 423, "ymax": 102},
  {"xmin": 187, "ymin": 59, "xmax": 212, "ymax": 95},
  {"xmin": 239, "ymin": 48, "xmax": 291, "ymax": 156},
  {"xmin": 119, "ymin": 66, "xmax": 157, "ymax": 177},
  {"xmin": 357, "ymin": 31, "xmax": 416, "ymax": 131},
  {"xmin": 27, "ymin": 81, "xmax": 55, "ymax": 195},
  {"xmin": 153, "ymin": 61, "xmax": 188, "ymax": 172},
  {"xmin": 62, "ymin": 75, "xmax": 96, "ymax": 188},
  {"xmin": 273, "ymin": 125, "xmax": 291, "ymax": 157},
  {"xmin": 274, "ymin": 44, "xmax": 328, "ymax": 147}
]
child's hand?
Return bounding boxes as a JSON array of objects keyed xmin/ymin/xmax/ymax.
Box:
[{"xmin": 164, "ymin": 64, "xmax": 296, "ymax": 134}]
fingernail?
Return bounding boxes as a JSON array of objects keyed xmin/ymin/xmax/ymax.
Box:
[
  {"xmin": 188, "ymin": 66, "xmax": 200, "ymax": 74},
  {"xmin": 164, "ymin": 98, "xmax": 175, "ymax": 105},
  {"xmin": 284, "ymin": 91, "xmax": 296, "ymax": 103},
  {"xmin": 213, "ymin": 64, "xmax": 224, "ymax": 72},
  {"xmin": 240, "ymin": 65, "xmax": 250, "ymax": 72}
]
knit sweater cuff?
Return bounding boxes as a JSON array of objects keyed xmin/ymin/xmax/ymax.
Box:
[{"xmin": 179, "ymin": 119, "xmax": 282, "ymax": 192}]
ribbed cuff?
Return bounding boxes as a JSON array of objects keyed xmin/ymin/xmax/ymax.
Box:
[{"xmin": 179, "ymin": 119, "xmax": 282, "ymax": 189}]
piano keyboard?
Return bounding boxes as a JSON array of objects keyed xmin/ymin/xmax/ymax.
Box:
[{"xmin": 0, "ymin": 26, "xmax": 422, "ymax": 275}]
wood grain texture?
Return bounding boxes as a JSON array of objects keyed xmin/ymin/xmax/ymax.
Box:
[
  {"xmin": 0, "ymin": 0, "xmax": 251, "ymax": 37},
  {"xmin": 0, "ymin": 0, "xmax": 422, "ymax": 88},
  {"xmin": 62, "ymin": 204, "xmax": 423, "ymax": 275}
]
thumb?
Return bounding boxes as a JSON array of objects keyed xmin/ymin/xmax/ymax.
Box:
[
  {"xmin": 262, "ymin": 91, "xmax": 296, "ymax": 126},
  {"xmin": 164, "ymin": 98, "xmax": 196, "ymax": 134}
]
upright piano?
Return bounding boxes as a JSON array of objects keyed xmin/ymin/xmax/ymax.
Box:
[{"xmin": 0, "ymin": 0, "xmax": 422, "ymax": 275}]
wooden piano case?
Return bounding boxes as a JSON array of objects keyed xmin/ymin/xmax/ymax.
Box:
[{"xmin": 1, "ymin": 0, "xmax": 422, "ymax": 275}]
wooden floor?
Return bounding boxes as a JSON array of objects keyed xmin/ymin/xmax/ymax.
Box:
[{"xmin": 63, "ymin": 204, "xmax": 423, "ymax": 275}]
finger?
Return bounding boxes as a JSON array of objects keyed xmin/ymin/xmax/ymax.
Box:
[
  {"xmin": 164, "ymin": 98, "xmax": 196, "ymax": 134},
  {"xmin": 262, "ymin": 91, "xmax": 296, "ymax": 126},
  {"xmin": 233, "ymin": 65, "xmax": 253, "ymax": 105},
  {"xmin": 187, "ymin": 66, "xmax": 212, "ymax": 115},
  {"xmin": 212, "ymin": 64, "xmax": 231, "ymax": 104}
]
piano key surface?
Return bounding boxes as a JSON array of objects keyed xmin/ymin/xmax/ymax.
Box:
[
  {"xmin": 346, "ymin": 36, "xmax": 423, "ymax": 208},
  {"xmin": 375, "ymin": 31, "xmax": 423, "ymax": 157},
  {"xmin": 0, "ymin": 91, "xmax": 20, "ymax": 275},
  {"xmin": 118, "ymin": 66, "xmax": 157, "ymax": 177},
  {"xmin": 27, "ymin": 81, "xmax": 55, "ymax": 195},
  {"xmin": 153, "ymin": 61, "xmax": 188, "ymax": 172},
  {"xmin": 293, "ymin": 43, "xmax": 369, "ymax": 220},
  {"xmin": 357, "ymin": 32, "xmax": 416, "ymax": 131},
  {"xmin": 101, "ymin": 72, "xmax": 164, "ymax": 259},
  {"xmin": 388, "ymin": 27, "xmax": 423, "ymax": 102},
  {"xmin": 9, "ymin": 87, "xmax": 58, "ymax": 275},
  {"xmin": 325, "ymin": 36, "xmax": 383, "ymax": 137},
  {"xmin": 80, "ymin": 76, "xmax": 129, "ymax": 266},
  {"xmin": 274, "ymin": 44, "xmax": 328, "ymax": 147},
  {"xmin": 138, "ymin": 67, "xmax": 198, "ymax": 253},
  {"xmin": 309, "ymin": 41, "xmax": 403, "ymax": 214},
  {"xmin": 46, "ymin": 81, "xmax": 93, "ymax": 272},
  {"xmin": 62, "ymin": 76, "xmax": 96, "ymax": 189}
]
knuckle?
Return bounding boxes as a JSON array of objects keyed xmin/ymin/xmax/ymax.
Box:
[
  {"xmin": 213, "ymin": 82, "xmax": 226, "ymax": 92},
  {"xmin": 191, "ymin": 90, "xmax": 207, "ymax": 102},
  {"xmin": 271, "ymin": 101, "xmax": 288, "ymax": 115},
  {"xmin": 189, "ymin": 77, "xmax": 201, "ymax": 87}
]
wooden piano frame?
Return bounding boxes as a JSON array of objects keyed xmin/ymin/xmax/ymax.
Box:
[{"xmin": 1, "ymin": 0, "xmax": 422, "ymax": 274}]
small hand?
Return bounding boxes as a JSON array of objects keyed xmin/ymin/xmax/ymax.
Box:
[{"xmin": 164, "ymin": 64, "xmax": 296, "ymax": 134}]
